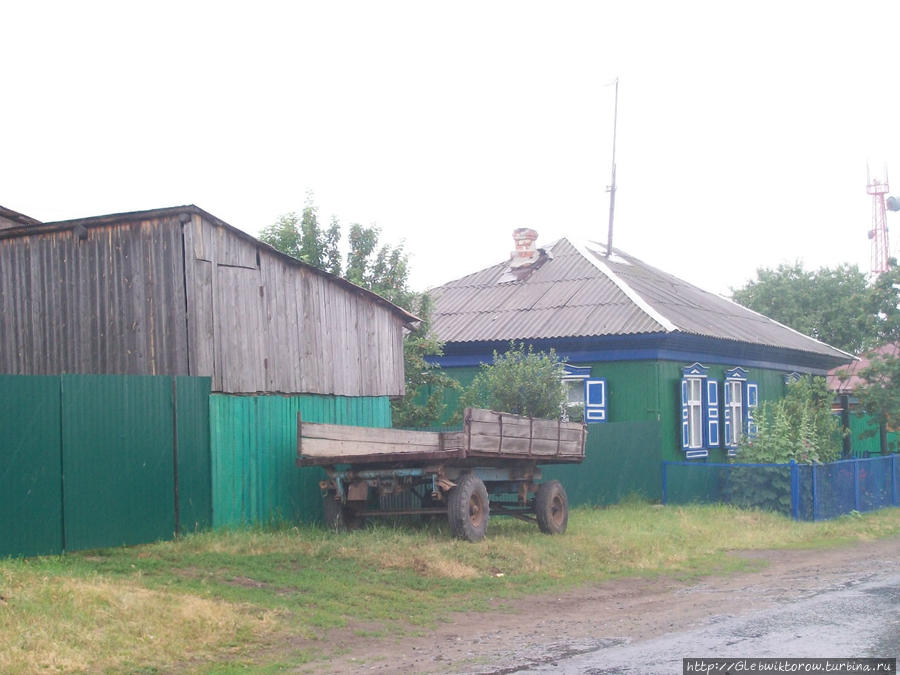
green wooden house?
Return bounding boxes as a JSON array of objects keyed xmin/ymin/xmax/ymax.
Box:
[{"xmin": 428, "ymin": 230, "xmax": 854, "ymax": 504}]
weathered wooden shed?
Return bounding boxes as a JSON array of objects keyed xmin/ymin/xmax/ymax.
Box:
[
  {"xmin": 0, "ymin": 205, "xmax": 414, "ymax": 396},
  {"xmin": 0, "ymin": 204, "xmax": 417, "ymax": 528}
]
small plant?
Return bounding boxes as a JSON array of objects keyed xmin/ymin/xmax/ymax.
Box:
[
  {"xmin": 454, "ymin": 342, "xmax": 567, "ymax": 420},
  {"xmin": 725, "ymin": 376, "xmax": 844, "ymax": 515}
]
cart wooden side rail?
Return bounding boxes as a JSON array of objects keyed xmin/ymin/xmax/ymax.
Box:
[
  {"xmin": 296, "ymin": 408, "xmax": 587, "ymax": 542},
  {"xmin": 297, "ymin": 407, "xmax": 586, "ymax": 466}
]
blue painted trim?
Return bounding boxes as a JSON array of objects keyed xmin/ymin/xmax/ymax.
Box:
[
  {"xmin": 682, "ymin": 362, "xmax": 708, "ymax": 377},
  {"xmin": 563, "ymin": 364, "xmax": 592, "ymax": 378},
  {"xmin": 662, "ymin": 460, "xmax": 793, "ymax": 468},
  {"xmin": 434, "ymin": 334, "xmax": 847, "ymax": 372},
  {"xmin": 790, "ymin": 460, "xmax": 800, "ymax": 521},
  {"xmin": 431, "ymin": 348, "xmax": 832, "ymax": 374}
]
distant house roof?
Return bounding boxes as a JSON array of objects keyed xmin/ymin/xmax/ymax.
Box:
[
  {"xmin": 0, "ymin": 205, "xmax": 41, "ymax": 229},
  {"xmin": 430, "ymin": 238, "xmax": 853, "ymax": 366},
  {"xmin": 827, "ymin": 343, "xmax": 899, "ymax": 394}
]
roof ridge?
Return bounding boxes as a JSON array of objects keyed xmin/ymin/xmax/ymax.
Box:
[{"xmin": 569, "ymin": 239, "xmax": 679, "ymax": 332}]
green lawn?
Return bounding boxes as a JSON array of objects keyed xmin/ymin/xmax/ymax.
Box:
[{"xmin": 3, "ymin": 502, "xmax": 900, "ymax": 672}]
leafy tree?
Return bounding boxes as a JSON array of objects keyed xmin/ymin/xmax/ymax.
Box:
[
  {"xmin": 456, "ymin": 343, "xmax": 567, "ymax": 419},
  {"xmin": 345, "ymin": 223, "xmax": 415, "ymax": 310},
  {"xmin": 731, "ymin": 262, "xmax": 873, "ymax": 354},
  {"xmin": 866, "ymin": 261, "xmax": 900, "ymax": 344},
  {"xmin": 390, "ymin": 294, "xmax": 461, "ymax": 428},
  {"xmin": 846, "ymin": 263, "xmax": 900, "ymax": 452},
  {"xmin": 259, "ymin": 212, "xmax": 303, "ymax": 260},
  {"xmin": 853, "ymin": 347, "xmax": 900, "ymax": 450},
  {"xmin": 259, "ymin": 194, "xmax": 342, "ymax": 276},
  {"xmin": 261, "ymin": 198, "xmax": 455, "ymax": 428}
]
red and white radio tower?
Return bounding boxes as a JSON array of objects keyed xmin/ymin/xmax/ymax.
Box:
[{"xmin": 867, "ymin": 168, "xmax": 890, "ymax": 276}]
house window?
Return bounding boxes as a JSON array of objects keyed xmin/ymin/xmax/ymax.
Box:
[
  {"xmin": 726, "ymin": 379, "xmax": 743, "ymax": 444},
  {"xmin": 686, "ymin": 377, "xmax": 703, "ymax": 448},
  {"xmin": 560, "ymin": 364, "xmax": 606, "ymax": 423},
  {"xmin": 561, "ymin": 364, "xmax": 590, "ymax": 423},
  {"xmin": 724, "ymin": 367, "xmax": 758, "ymax": 456},
  {"xmin": 563, "ymin": 378, "xmax": 585, "ymax": 421},
  {"xmin": 680, "ymin": 363, "xmax": 718, "ymax": 459}
]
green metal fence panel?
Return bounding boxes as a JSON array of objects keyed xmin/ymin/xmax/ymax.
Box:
[
  {"xmin": 175, "ymin": 376, "xmax": 212, "ymax": 533},
  {"xmin": 61, "ymin": 375, "xmax": 176, "ymax": 551},
  {"xmin": 210, "ymin": 394, "xmax": 392, "ymax": 527},
  {"xmin": 847, "ymin": 414, "xmax": 899, "ymax": 457},
  {"xmin": 544, "ymin": 421, "xmax": 662, "ymax": 505},
  {"xmin": 0, "ymin": 375, "xmax": 63, "ymax": 558}
]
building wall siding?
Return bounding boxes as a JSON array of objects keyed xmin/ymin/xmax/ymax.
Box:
[
  {"xmin": 0, "ymin": 217, "xmax": 189, "ymax": 376},
  {"xmin": 183, "ymin": 214, "xmax": 405, "ymax": 396},
  {"xmin": 0, "ymin": 211, "xmax": 407, "ymax": 397},
  {"xmin": 437, "ymin": 357, "xmax": 807, "ymax": 504},
  {"xmin": 209, "ymin": 393, "xmax": 392, "ymax": 527}
]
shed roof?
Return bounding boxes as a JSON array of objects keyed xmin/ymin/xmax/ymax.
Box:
[
  {"xmin": 0, "ymin": 205, "xmax": 41, "ymax": 229},
  {"xmin": 430, "ymin": 238, "xmax": 854, "ymax": 363},
  {"xmin": 0, "ymin": 204, "xmax": 418, "ymax": 326}
]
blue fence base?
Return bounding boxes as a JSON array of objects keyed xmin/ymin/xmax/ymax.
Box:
[{"xmin": 662, "ymin": 455, "xmax": 900, "ymax": 521}]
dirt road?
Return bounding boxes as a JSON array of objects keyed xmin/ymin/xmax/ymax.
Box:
[{"xmin": 309, "ymin": 537, "xmax": 900, "ymax": 674}]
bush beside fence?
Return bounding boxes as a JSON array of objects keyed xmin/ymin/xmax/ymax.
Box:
[{"xmin": 663, "ymin": 455, "xmax": 900, "ymax": 521}]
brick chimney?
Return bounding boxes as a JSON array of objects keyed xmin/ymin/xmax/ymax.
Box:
[{"xmin": 510, "ymin": 228, "xmax": 539, "ymax": 268}]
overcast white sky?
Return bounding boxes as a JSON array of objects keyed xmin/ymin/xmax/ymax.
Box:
[{"xmin": 4, "ymin": 1, "xmax": 900, "ymax": 296}]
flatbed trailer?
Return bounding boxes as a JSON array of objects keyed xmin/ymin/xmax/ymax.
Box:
[{"xmin": 297, "ymin": 407, "xmax": 586, "ymax": 541}]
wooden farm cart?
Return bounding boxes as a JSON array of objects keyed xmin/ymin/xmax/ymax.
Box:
[{"xmin": 296, "ymin": 407, "xmax": 586, "ymax": 542}]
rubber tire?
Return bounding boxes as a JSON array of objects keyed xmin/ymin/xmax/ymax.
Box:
[
  {"xmin": 535, "ymin": 480, "xmax": 569, "ymax": 535},
  {"xmin": 447, "ymin": 473, "xmax": 490, "ymax": 542}
]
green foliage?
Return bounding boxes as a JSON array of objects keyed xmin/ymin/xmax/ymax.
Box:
[
  {"xmin": 731, "ymin": 262, "xmax": 873, "ymax": 354},
  {"xmin": 260, "ymin": 195, "xmax": 453, "ymax": 428},
  {"xmin": 725, "ymin": 376, "xmax": 843, "ymax": 514},
  {"xmin": 736, "ymin": 376, "xmax": 843, "ymax": 464},
  {"xmin": 390, "ymin": 295, "xmax": 461, "ymax": 428},
  {"xmin": 345, "ymin": 223, "xmax": 415, "ymax": 311},
  {"xmin": 854, "ymin": 348, "xmax": 900, "ymax": 442},
  {"xmin": 456, "ymin": 342, "xmax": 567, "ymax": 419},
  {"xmin": 259, "ymin": 192, "xmax": 342, "ymax": 274},
  {"xmin": 866, "ymin": 261, "xmax": 900, "ymax": 345}
]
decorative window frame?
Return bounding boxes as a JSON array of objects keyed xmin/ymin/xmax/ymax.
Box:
[
  {"xmin": 680, "ymin": 363, "xmax": 720, "ymax": 459},
  {"xmin": 560, "ymin": 364, "xmax": 607, "ymax": 424},
  {"xmin": 723, "ymin": 367, "xmax": 758, "ymax": 456}
]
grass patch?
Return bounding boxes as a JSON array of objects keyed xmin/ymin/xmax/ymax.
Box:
[{"xmin": 2, "ymin": 503, "xmax": 899, "ymax": 671}]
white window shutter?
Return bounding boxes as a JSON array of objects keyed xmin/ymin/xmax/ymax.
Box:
[
  {"xmin": 680, "ymin": 379, "xmax": 690, "ymax": 449},
  {"xmin": 584, "ymin": 378, "xmax": 607, "ymax": 423},
  {"xmin": 746, "ymin": 382, "xmax": 759, "ymax": 438},
  {"xmin": 723, "ymin": 381, "xmax": 733, "ymax": 449},
  {"xmin": 706, "ymin": 379, "xmax": 720, "ymax": 448}
]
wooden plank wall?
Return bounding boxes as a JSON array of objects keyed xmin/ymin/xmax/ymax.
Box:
[
  {"xmin": 184, "ymin": 214, "xmax": 405, "ymax": 396},
  {"xmin": 0, "ymin": 218, "xmax": 189, "ymax": 376},
  {"xmin": 0, "ymin": 212, "xmax": 406, "ymax": 397}
]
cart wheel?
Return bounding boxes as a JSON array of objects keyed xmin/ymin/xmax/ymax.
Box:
[
  {"xmin": 535, "ymin": 480, "xmax": 568, "ymax": 535},
  {"xmin": 447, "ymin": 473, "xmax": 490, "ymax": 542}
]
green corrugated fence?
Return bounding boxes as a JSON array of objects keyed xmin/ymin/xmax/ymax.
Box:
[
  {"xmin": 210, "ymin": 394, "xmax": 392, "ymax": 527},
  {"xmin": 0, "ymin": 375, "xmax": 211, "ymax": 558},
  {"xmin": 543, "ymin": 421, "xmax": 663, "ymax": 505},
  {"xmin": 0, "ymin": 375, "xmax": 63, "ymax": 557}
]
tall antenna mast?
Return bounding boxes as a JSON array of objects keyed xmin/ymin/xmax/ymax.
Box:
[
  {"xmin": 867, "ymin": 164, "xmax": 890, "ymax": 276},
  {"xmin": 605, "ymin": 77, "xmax": 619, "ymax": 258}
]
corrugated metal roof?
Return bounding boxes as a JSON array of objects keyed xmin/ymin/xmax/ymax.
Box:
[{"xmin": 430, "ymin": 237, "xmax": 854, "ymax": 363}]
